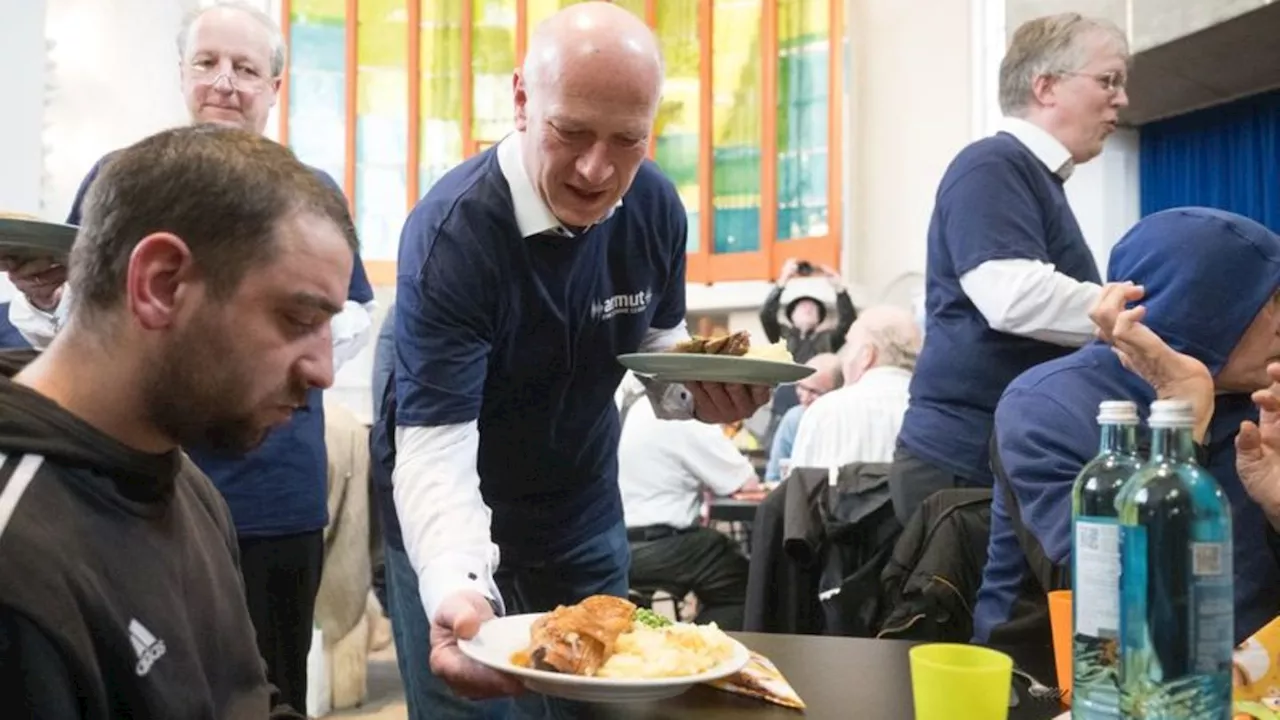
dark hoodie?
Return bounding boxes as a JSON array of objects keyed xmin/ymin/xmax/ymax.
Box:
[
  {"xmin": 973, "ymin": 207, "xmax": 1280, "ymax": 644},
  {"xmin": 0, "ymin": 350, "xmax": 301, "ymax": 718}
]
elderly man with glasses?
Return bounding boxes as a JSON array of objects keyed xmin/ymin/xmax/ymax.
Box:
[
  {"xmin": 3, "ymin": 1, "xmax": 376, "ymax": 711},
  {"xmin": 763, "ymin": 353, "xmax": 843, "ymax": 483}
]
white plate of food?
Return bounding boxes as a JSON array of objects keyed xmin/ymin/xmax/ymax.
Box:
[
  {"xmin": 458, "ymin": 595, "xmax": 751, "ymax": 703},
  {"xmin": 618, "ymin": 331, "xmax": 814, "ymax": 386}
]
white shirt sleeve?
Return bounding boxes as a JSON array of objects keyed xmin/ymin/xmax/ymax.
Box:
[
  {"xmin": 959, "ymin": 258, "xmax": 1102, "ymax": 347},
  {"xmin": 635, "ymin": 320, "xmax": 696, "ymax": 420},
  {"xmin": 7, "ymin": 288, "xmax": 67, "ymax": 350},
  {"xmin": 393, "ymin": 423, "xmax": 504, "ymax": 623},
  {"xmin": 330, "ymin": 300, "xmax": 377, "ymax": 372},
  {"xmin": 681, "ymin": 424, "xmax": 758, "ymax": 497}
]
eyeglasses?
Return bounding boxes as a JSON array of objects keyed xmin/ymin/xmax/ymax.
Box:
[
  {"xmin": 187, "ymin": 61, "xmax": 273, "ymax": 94},
  {"xmin": 1060, "ymin": 70, "xmax": 1127, "ymax": 93}
]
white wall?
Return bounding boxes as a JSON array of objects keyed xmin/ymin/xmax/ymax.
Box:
[
  {"xmin": 843, "ymin": 0, "xmax": 977, "ymax": 296},
  {"xmin": 0, "ymin": 0, "xmax": 50, "ymax": 218}
]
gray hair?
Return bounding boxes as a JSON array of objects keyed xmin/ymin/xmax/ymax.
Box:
[
  {"xmin": 177, "ymin": 1, "xmax": 287, "ymax": 78},
  {"xmin": 842, "ymin": 305, "xmax": 922, "ymax": 374},
  {"xmin": 998, "ymin": 13, "xmax": 1128, "ymax": 116}
]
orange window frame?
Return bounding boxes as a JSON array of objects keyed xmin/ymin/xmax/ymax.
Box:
[{"xmin": 277, "ymin": 0, "xmax": 842, "ymax": 288}]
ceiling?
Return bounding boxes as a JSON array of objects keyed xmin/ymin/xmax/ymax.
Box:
[{"xmin": 1122, "ymin": 2, "xmax": 1280, "ymax": 126}]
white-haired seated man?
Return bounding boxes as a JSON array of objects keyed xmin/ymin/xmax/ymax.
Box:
[{"xmin": 788, "ymin": 305, "xmax": 923, "ymax": 470}]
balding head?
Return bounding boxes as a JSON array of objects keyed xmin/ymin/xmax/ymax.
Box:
[
  {"xmin": 796, "ymin": 352, "xmax": 842, "ymax": 407},
  {"xmin": 514, "ymin": 2, "xmax": 664, "ymax": 229},
  {"xmin": 841, "ymin": 305, "xmax": 922, "ymax": 384}
]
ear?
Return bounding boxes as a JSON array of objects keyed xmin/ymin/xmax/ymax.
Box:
[
  {"xmin": 1031, "ymin": 72, "xmax": 1059, "ymax": 108},
  {"xmin": 125, "ymin": 233, "xmax": 198, "ymax": 331},
  {"xmin": 269, "ymin": 76, "xmax": 283, "ymax": 107},
  {"xmin": 513, "ymin": 70, "xmax": 530, "ymax": 132},
  {"xmin": 856, "ymin": 344, "xmax": 878, "ymax": 377}
]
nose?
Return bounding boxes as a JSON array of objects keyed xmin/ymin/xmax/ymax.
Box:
[
  {"xmin": 209, "ymin": 72, "xmax": 236, "ymax": 94},
  {"xmin": 1113, "ymin": 86, "xmax": 1130, "ymax": 108},
  {"xmin": 298, "ymin": 331, "xmax": 336, "ymax": 391},
  {"xmin": 574, "ymin": 142, "xmax": 615, "ymax": 186}
]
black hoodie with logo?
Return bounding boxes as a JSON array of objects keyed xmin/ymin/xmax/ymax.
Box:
[{"xmin": 0, "ymin": 350, "xmax": 302, "ymax": 719}]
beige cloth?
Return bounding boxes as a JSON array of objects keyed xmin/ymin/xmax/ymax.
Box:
[{"xmin": 315, "ymin": 398, "xmax": 372, "ymax": 642}]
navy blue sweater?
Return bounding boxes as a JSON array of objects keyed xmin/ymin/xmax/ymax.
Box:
[
  {"xmin": 382, "ymin": 146, "xmax": 688, "ymax": 553},
  {"xmin": 975, "ymin": 207, "xmax": 1280, "ymax": 644},
  {"xmin": 899, "ymin": 132, "xmax": 1101, "ymax": 483}
]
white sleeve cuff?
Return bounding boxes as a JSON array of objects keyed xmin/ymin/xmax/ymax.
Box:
[
  {"xmin": 418, "ymin": 550, "xmax": 505, "ymax": 623},
  {"xmin": 330, "ymin": 300, "xmax": 375, "ymax": 372},
  {"xmin": 393, "ymin": 423, "xmax": 502, "ymax": 624},
  {"xmin": 637, "ymin": 375, "xmax": 696, "ymax": 420}
]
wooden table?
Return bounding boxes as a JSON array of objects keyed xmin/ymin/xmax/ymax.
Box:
[{"xmin": 581, "ymin": 633, "xmax": 1065, "ymax": 719}]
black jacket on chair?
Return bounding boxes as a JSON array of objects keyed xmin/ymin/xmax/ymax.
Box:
[
  {"xmin": 876, "ymin": 488, "xmax": 994, "ymax": 643},
  {"xmin": 744, "ymin": 462, "xmax": 899, "ymax": 636}
]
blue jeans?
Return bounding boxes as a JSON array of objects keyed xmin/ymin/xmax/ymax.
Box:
[{"xmin": 385, "ymin": 521, "xmax": 631, "ymax": 720}]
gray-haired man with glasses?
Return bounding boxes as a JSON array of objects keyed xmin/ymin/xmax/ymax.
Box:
[
  {"xmin": 3, "ymin": 1, "xmax": 377, "ymax": 711},
  {"xmin": 888, "ymin": 13, "xmax": 1133, "ymax": 536}
]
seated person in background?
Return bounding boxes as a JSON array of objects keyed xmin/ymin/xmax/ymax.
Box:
[
  {"xmin": 789, "ymin": 305, "xmax": 921, "ymax": 469},
  {"xmin": 0, "ymin": 126, "xmax": 356, "ymax": 717},
  {"xmin": 765, "ymin": 353, "xmax": 842, "ymax": 482},
  {"xmin": 617, "ymin": 373, "xmax": 760, "ymax": 629},
  {"xmin": 973, "ymin": 207, "xmax": 1280, "ymax": 646}
]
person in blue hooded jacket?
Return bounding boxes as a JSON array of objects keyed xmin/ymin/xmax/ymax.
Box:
[{"xmin": 974, "ymin": 207, "xmax": 1280, "ymax": 645}]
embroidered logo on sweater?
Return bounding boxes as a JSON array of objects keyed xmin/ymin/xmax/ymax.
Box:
[
  {"xmin": 129, "ymin": 619, "xmax": 167, "ymax": 676},
  {"xmin": 591, "ymin": 289, "xmax": 652, "ymax": 321}
]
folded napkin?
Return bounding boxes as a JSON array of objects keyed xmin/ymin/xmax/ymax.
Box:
[{"xmin": 706, "ymin": 650, "xmax": 806, "ymax": 710}]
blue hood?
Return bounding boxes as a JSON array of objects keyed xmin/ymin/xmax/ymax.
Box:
[{"xmin": 1107, "ymin": 207, "xmax": 1280, "ymax": 375}]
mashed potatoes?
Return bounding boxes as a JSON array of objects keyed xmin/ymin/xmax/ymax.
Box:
[
  {"xmin": 744, "ymin": 341, "xmax": 794, "ymax": 363},
  {"xmin": 596, "ymin": 622, "xmax": 738, "ymax": 679}
]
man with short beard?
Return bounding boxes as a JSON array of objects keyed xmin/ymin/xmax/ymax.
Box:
[
  {"xmin": 0, "ymin": 125, "xmax": 357, "ymax": 716},
  {"xmin": 2, "ymin": 2, "xmax": 376, "ymax": 708}
]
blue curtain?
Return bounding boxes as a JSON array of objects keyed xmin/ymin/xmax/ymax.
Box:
[{"xmin": 1140, "ymin": 88, "xmax": 1280, "ymax": 231}]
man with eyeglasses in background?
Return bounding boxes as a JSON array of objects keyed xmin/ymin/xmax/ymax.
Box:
[
  {"xmin": 763, "ymin": 353, "xmax": 842, "ymax": 483},
  {"xmin": 886, "ymin": 13, "xmax": 1132, "ymax": 523},
  {"xmin": 2, "ymin": 1, "xmax": 376, "ymax": 711}
]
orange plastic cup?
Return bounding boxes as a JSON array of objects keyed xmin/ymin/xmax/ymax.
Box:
[{"xmin": 1048, "ymin": 589, "xmax": 1073, "ymax": 703}]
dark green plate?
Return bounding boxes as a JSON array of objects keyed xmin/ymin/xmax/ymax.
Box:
[{"xmin": 0, "ymin": 216, "xmax": 77, "ymax": 262}]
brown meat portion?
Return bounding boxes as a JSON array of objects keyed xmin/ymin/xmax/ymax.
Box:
[
  {"xmin": 525, "ymin": 595, "xmax": 638, "ymax": 676},
  {"xmin": 669, "ymin": 331, "xmax": 750, "ymax": 357}
]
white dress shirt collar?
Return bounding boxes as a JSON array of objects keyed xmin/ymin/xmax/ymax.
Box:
[
  {"xmin": 496, "ymin": 133, "xmax": 621, "ymax": 238},
  {"xmin": 997, "ymin": 116, "xmax": 1074, "ymax": 181}
]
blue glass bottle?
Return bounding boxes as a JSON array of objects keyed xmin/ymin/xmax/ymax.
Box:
[
  {"xmin": 1072, "ymin": 401, "xmax": 1144, "ymax": 718},
  {"xmin": 1119, "ymin": 400, "xmax": 1233, "ymax": 719}
]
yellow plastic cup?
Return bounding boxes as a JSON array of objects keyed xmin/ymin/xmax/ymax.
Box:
[{"xmin": 910, "ymin": 643, "xmax": 1013, "ymax": 720}]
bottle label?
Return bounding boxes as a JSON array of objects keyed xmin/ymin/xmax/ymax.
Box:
[
  {"xmin": 1191, "ymin": 542, "xmax": 1233, "ymax": 675},
  {"xmin": 1075, "ymin": 519, "xmax": 1121, "ymax": 638}
]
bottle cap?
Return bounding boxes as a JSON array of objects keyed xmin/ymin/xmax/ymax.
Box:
[
  {"xmin": 1096, "ymin": 400, "xmax": 1139, "ymax": 425},
  {"xmin": 1148, "ymin": 399, "xmax": 1196, "ymax": 428}
]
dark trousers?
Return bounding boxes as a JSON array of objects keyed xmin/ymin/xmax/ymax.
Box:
[
  {"xmin": 238, "ymin": 529, "xmax": 325, "ymax": 715},
  {"xmin": 385, "ymin": 521, "xmax": 631, "ymax": 720},
  {"xmin": 628, "ymin": 527, "xmax": 749, "ymax": 630},
  {"xmin": 886, "ymin": 446, "xmax": 968, "ymax": 524}
]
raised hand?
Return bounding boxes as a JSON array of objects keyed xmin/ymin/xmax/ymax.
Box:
[
  {"xmin": 1238, "ymin": 362, "xmax": 1280, "ymax": 530},
  {"xmin": 1107, "ymin": 305, "xmax": 1214, "ymax": 443}
]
